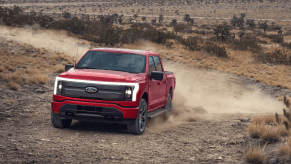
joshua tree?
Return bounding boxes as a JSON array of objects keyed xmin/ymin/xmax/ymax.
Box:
[
  {"xmin": 214, "ymin": 24, "xmax": 231, "ymax": 41},
  {"xmin": 189, "ymin": 18, "xmax": 194, "ymax": 25},
  {"xmin": 171, "ymin": 19, "xmax": 177, "ymax": 26},
  {"xmin": 184, "ymin": 14, "xmax": 191, "ymax": 23},
  {"xmin": 260, "ymin": 21, "xmax": 268, "ymax": 33},
  {"xmin": 62, "ymin": 11, "xmax": 71, "ymax": 19},
  {"xmin": 230, "ymin": 13, "xmax": 245, "ymax": 27},
  {"xmin": 118, "ymin": 15, "xmax": 123, "ymax": 24},
  {"xmin": 159, "ymin": 14, "xmax": 163, "ymax": 24},
  {"xmin": 278, "ymin": 29, "xmax": 283, "ymax": 39},
  {"xmin": 238, "ymin": 31, "xmax": 245, "ymax": 41},
  {"xmin": 151, "ymin": 19, "xmax": 156, "ymax": 24},
  {"xmin": 142, "ymin": 16, "xmax": 146, "ymax": 22},
  {"xmin": 133, "ymin": 13, "xmax": 138, "ymax": 19},
  {"xmin": 174, "ymin": 24, "xmax": 185, "ymax": 35}
]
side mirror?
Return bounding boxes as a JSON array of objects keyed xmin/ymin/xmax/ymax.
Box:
[
  {"xmin": 150, "ymin": 71, "xmax": 163, "ymax": 81},
  {"xmin": 65, "ymin": 64, "xmax": 74, "ymax": 71}
]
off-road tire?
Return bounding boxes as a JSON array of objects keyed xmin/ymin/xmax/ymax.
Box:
[
  {"xmin": 165, "ymin": 92, "xmax": 172, "ymax": 115},
  {"xmin": 51, "ymin": 112, "xmax": 72, "ymax": 129},
  {"xmin": 127, "ymin": 98, "xmax": 147, "ymax": 135}
]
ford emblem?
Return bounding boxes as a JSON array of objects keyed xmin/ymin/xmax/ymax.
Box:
[{"xmin": 85, "ymin": 87, "xmax": 98, "ymax": 93}]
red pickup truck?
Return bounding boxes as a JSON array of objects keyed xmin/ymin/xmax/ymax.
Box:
[{"xmin": 51, "ymin": 48, "xmax": 176, "ymax": 134}]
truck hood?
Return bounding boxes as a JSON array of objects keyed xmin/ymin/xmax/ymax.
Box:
[{"xmin": 58, "ymin": 68, "xmax": 146, "ymax": 83}]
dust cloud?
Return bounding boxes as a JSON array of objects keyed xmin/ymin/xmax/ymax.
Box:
[
  {"xmin": 0, "ymin": 25, "xmax": 90, "ymax": 60},
  {"xmin": 146, "ymin": 62, "xmax": 285, "ymax": 132}
]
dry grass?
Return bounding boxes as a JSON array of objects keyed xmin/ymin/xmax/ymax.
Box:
[
  {"xmin": 54, "ymin": 64, "xmax": 65, "ymax": 73},
  {"xmin": 8, "ymin": 99, "xmax": 17, "ymax": 104},
  {"xmin": 244, "ymin": 143, "xmax": 267, "ymax": 164},
  {"xmin": 29, "ymin": 74, "xmax": 49, "ymax": 84},
  {"xmin": 0, "ymin": 38, "xmax": 73, "ymax": 89},
  {"xmin": 251, "ymin": 115, "xmax": 277, "ymax": 125},
  {"xmin": 277, "ymin": 125, "xmax": 290, "ymax": 137},
  {"xmin": 279, "ymin": 137, "xmax": 291, "ymax": 157},
  {"xmin": 246, "ymin": 124, "xmax": 265, "ymax": 138},
  {"xmin": 261, "ymin": 126, "xmax": 281, "ymax": 143},
  {"xmin": 246, "ymin": 115, "xmax": 289, "ymax": 142},
  {"xmin": 7, "ymin": 82, "xmax": 19, "ymax": 90}
]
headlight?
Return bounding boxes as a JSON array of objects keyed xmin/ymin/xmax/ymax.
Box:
[
  {"xmin": 57, "ymin": 81, "xmax": 62, "ymax": 95},
  {"xmin": 125, "ymin": 86, "xmax": 133, "ymax": 100}
]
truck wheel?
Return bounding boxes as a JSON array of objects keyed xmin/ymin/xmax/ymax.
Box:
[
  {"xmin": 127, "ymin": 98, "xmax": 147, "ymax": 135},
  {"xmin": 51, "ymin": 112, "xmax": 72, "ymax": 129},
  {"xmin": 165, "ymin": 92, "xmax": 172, "ymax": 115}
]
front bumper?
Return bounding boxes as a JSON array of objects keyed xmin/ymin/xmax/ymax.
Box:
[{"xmin": 51, "ymin": 100, "xmax": 139, "ymax": 120}]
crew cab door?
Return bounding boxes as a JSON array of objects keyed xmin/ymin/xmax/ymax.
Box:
[{"xmin": 148, "ymin": 56, "xmax": 167, "ymax": 111}]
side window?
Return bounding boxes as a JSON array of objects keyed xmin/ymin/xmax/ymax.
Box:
[
  {"xmin": 153, "ymin": 56, "xmax": 163, "ymax": 72},
  {"xmin": 148, "ymin": 56, "xmax": 156, "ymax": 74}
]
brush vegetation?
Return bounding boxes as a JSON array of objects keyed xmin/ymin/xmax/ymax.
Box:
[
  {"xmin": 0, "ymin": 39, "xmax": 74, "ymax": 89},
  {"xmin": 244, "ymin": 143, "xmax": 267, "ymax": 164}
]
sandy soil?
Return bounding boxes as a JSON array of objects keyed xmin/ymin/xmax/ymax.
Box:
[{"xmin": 1, "ymin": 61, "xmax": 290, "ymax": 163}]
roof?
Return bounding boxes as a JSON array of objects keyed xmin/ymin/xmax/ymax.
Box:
[{"xmin": 90, "ymin": 48, "xmax": 157, "ymax": 56}]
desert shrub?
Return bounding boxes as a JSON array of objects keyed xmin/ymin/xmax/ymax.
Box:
[
  {"xmin": 284, "ymin": 31, "xmax": 291, "ymax": 36},
  {"xmin": 189, "ymin": 29, "xmax": 212, "ymax": 35},
  {"xmin": 246, "ymin": 19, "xmax": 256, "ymax": 27},
  {"xmin": 0, "ymin": 5, "xmax": 227, "ymax": 58},
  {"xmin": 178, "ymin": 36, "xmax": 201, "ymax": 51},
  {"xmin": 30, "ymin": 74, "xmax": 49, "ymax": 84},
  {"xmin": 279, "ymin": 137, "xmax": 291, "ymax": 157},
  {"xmin": 257, "ymin": 49, "xmax": 291, "ymax": 65},
  {"xmin": 54, "ymin": 65, "xmax": 65, "ymax": 73},
  {"xmin": 261, "ymin": 126, "xmax": 280, "ymax": 142},
  {"xmin": 277, "ymin": 125, "xmax": 290, "ymax": 136},
  {"xmin": 268, "ymin": 22, "xmax": 282, "ymax": 31},
  {"xmin": 257, "ymin": 39, "xmax": 268, "ymax": 44},
  {"xmin": 53, "ymin": 18, "xmax": 86, "ymax": 34},
  {"xmin": 251, "ymin": 115, "xmax": 276, "ymax": 125},
  {"xmin": 244, "ymin": 143, "xmax": 267, "ymax": 164},
  {"xmin": 231, "ymin": 35, "xmax": 261, "ymax": 53},
  {"xmin": 267, "ymin": 34, "xmax": 283, "ymax": 43},
  {"xmin": 203, "ymin": 42, "xmax": 228, "ymax": 58},
  {"xmin": 173, "ymin": 24, "xmax": 189, "ymax": 34},
  {"xmin": 281, "ymin": 42, "xmax": 291, "ymax": 49},
  {"xmin": 199, "ymin": 24, "xmax": 215, "ymax": 30},
  {"xmin": 8, "ymin": 82, "xmax": 19, "ymax": 90},
  {"xmin": 245, "ymin": 124, "xmax": 265, "ymax": 138}
]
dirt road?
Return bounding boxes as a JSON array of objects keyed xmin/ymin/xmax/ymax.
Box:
[{"xmin": 0, "ymin": 62, "xmax": 288, "ymax": 163}]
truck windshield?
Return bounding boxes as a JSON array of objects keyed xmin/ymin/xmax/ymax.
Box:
[{"xmin": 75, "ymin": 51, "xmax": 146, "ymax": 74}]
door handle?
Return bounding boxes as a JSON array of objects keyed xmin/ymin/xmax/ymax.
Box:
[{"xmin": 157, "ymin": 82, "xmax": 161, "ymax": 85}]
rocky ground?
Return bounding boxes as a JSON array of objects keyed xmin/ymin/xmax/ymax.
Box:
[{"xmin": 1, "ymin": 71, "xmax": 291, "ymax": 164}]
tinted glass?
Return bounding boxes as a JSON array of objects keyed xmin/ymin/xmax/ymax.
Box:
[
  {"xmin": 153, "ymin": 56, "xmax": 163, "ymax": 72},
  {"xmin": 149, "ymin": 56, "xmax": 156, "ymax": 74},
  {"xmin": 76, "ymin": 51, "xmax": 146, "ymax": 74}
]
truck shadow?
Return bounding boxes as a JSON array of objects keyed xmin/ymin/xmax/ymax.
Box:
[{"xmin": 69, "ymin": 120, "xmax": 129, "ymax": 134}]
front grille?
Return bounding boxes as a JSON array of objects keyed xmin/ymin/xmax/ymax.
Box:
[{"xmin": 61, "ymin": 81, "xmax": 126, "ymax": 101}]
